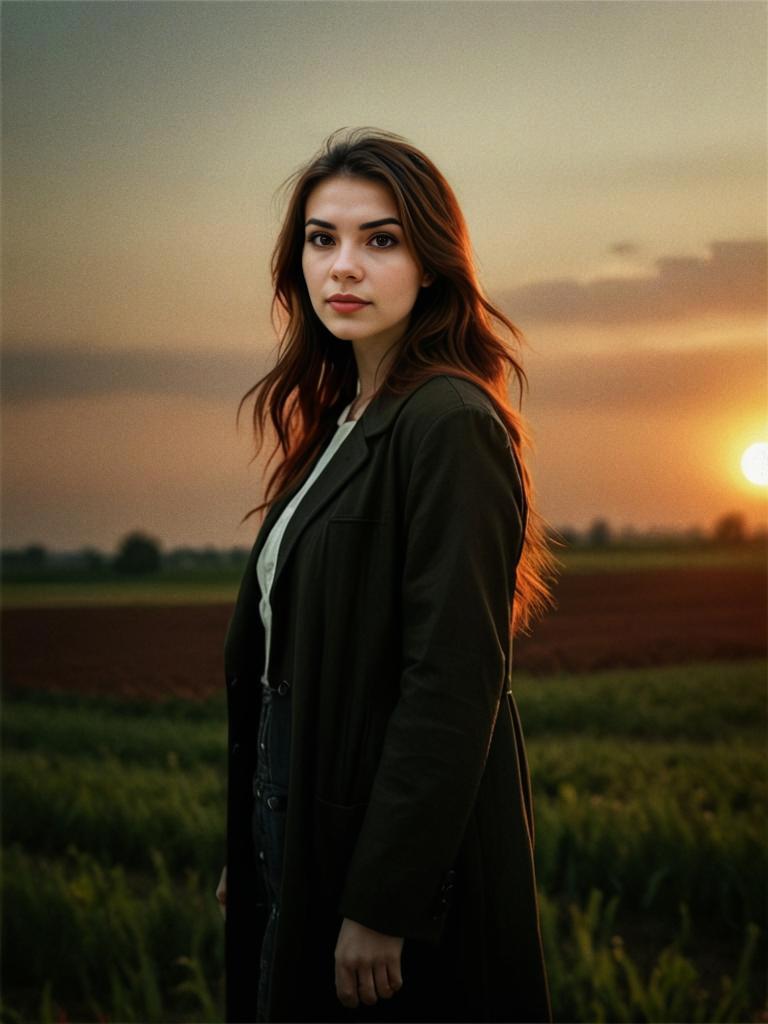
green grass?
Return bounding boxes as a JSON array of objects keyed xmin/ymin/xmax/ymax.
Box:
[
  {"xmin": 557, "ymin": 542, "xmax": 766, "ymax": 573},
  {"xmin": 0, "ymin": 565, "xmax": 245, "ymax": 608},
  {"xmin": 1, "ymin": 659, "xmax": 766, "ymax": 1022},
  {"xmin": 514, "ymin": 660, "xmax": 766, "ymax": 741},
  {"xmin": 0, "ymin": 580, "xmax": 240, "ymax": 608}
]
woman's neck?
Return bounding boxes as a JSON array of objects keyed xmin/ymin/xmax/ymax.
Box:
[{"xmin": 346, "ymin": 391, "xmax": 373, "ymax": 422}]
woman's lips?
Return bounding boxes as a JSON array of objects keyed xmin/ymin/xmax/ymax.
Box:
[{"xmin": 328, "ymin": 300, "xmax": 369, "ymax": 313}]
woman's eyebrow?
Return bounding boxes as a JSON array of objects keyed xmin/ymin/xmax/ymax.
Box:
[{"xmin": 304, "ymin": 217, "xmax": 402, "ymax": 230}]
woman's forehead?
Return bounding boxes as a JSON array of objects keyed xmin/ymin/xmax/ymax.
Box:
[{"xmin": 305, "ymin": 175, "xmax": 398, "ymax": 220}]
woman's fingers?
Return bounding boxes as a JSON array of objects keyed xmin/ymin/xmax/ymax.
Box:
[
  {"xmin": 335, "ymin": 960, "xmax": 401, "ymax": 1009},
  {"xmin": 373, "ymin": 960, "xmax": 396, "ymax": 1000},
  {"xmin": 386, "ymin": 961, "xmax": 403, "ymax": 997},
  {"xmin": 216, "ymin": 865, "xmax": 227, "ymax": 921},
  {"xmin": 334, "ymin": 917, "xmax": 404, "ymax": 1008},
  {"xmin": 356, "ymin": 965, "xmax": 378, "ymax": 1006},
  {"xmin": 335, "ymin": 961, "xmax": 360, "ymax": 1009}
]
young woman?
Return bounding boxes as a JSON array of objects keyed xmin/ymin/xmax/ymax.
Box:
[{"xmin": 216, "ymin": 127, "xmax": 559, "ymax": 1024}]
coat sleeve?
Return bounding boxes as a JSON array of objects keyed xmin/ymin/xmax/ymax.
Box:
[{"xmin": 336, "ymin": 402, "xmax": 527, "ymax": 944}]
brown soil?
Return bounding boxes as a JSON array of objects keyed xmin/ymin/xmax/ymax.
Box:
[
  {"xmin": 2, "ymin": 568, "xmax": 765, "ymax": 701},
  {"xmin": 514, "ymin": 565, "xmax": 766, "ymax": 674}
]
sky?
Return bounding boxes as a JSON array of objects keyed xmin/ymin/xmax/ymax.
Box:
[{"xmin": 1, "ymin": 0, "xmax": 766, "ymax": 552}]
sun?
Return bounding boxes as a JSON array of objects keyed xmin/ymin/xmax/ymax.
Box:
[{"xmin": 741, "ymin": 442, "xmax": 768, "ymax": 486}]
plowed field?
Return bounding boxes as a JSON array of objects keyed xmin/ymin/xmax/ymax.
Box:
[{"xmin": 2, "ymin": 568, "xmax": 765, "ymax": 701}]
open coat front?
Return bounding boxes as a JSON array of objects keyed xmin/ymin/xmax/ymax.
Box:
[{"xmin": 223, "ymin": 374, "xmax": 552, "ymax": 1023}]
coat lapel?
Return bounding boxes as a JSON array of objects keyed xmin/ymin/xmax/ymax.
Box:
[
  {"xmin": 251, "ymin": 383, "xmax": 413, "ymax": 599},
  {"xmin": 269, "ymin": 424, "xmax": 369, "ymax": 598},
  {"xmin": 270, "ymin": 382, "xmax": 424, "ymax": 593},
  {"xmin": 225, "ymin": 382, "xmax": 419, "ymax": 675}
]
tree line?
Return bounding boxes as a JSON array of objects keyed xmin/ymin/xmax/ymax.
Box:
[{"xmin": 1, "ymin": 512, "xmax": 765, "ymax": 576}]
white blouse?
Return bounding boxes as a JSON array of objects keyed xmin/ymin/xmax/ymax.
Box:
[{"xmin": 256, "ymin": 388, "xmax": 364, "ymax": 687}]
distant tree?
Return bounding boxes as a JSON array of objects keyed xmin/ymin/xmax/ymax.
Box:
[
  {"xmin": 1, "ymin": 545, "xmax": 48, "ymax": 570},
  {"xmin": 79, "ymin": 546, "xmax": 105, "ymax": 570},
  {"xmin": 681, "ymin": 525, "xmax": 706, "ymax": 543},
  {"xmin": 113, "ymin": 531, "xmax": 162, "ymax": 574},
  {"xmin": 166, "ymin": 547, "xmax": 197, "ymax": 568},
  {"xmin": 712, "ymin": 512, "xmax": 748, "ymax": 544},
  {"xmin": 587, "ymin": 517, "xmax": 612, "ymax": 547},
  {"xmin": 23, "ymin": 544, "xmax": 47, "ymax": 567}
]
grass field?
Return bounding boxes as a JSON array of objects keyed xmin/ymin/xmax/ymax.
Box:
[
  {"xmin": 2, "ymin": 541, "xmax": 764, "ymax": 608},
  {"xmin": 1, "ymin": 658, "xmax": 765, "ymax": 1023}
]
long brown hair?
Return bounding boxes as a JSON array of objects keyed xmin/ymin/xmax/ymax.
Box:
[{"xmin": 237, "ymin": 126, "xmax": 561, "ymax": 637}]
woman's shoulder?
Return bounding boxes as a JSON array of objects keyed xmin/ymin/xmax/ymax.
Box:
[
  {"xmin": 390, "ymin": 374, "xmax": 523, "ymax": 506},
  {"xmin": 394, "ymin": 373, "xmax": 503, "ymax": 439},
  {"xmin": 371, "ymin": 375, "xmax": 517, "ymax": 485}
]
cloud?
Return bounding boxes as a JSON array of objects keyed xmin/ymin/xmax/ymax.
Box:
[
  {"xmin": 3, "ymin": 339, "xmax": 763, "ymax": 420},
  {"xmin": 608, "ymin": 241, "xmax": 641, "ymax": 257},
  {"xmin": 1, "ymin": 345, "xmax": 269, "ymax": 404},
  {"xmin": 529, "ymin": 341, "xmax": 765, "ymax": 411},
  {"xmin": 496, "ymin": 238, "xmax": 766, "ymax": 325}
]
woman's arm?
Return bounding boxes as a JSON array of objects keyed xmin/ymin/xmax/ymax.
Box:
[{"xmin": 337, "ymin": 403, "xmax": 525, "ymax": 944}]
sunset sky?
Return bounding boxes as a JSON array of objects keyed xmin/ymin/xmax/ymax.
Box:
[{"xmin": 2, "ymin": 0, "xmax": 766, "ymax": 552}]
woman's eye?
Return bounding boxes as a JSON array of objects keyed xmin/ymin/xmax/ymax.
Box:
[{"xmin": 306, "ymin": 232, "xmax": 397, "ymax": 249}]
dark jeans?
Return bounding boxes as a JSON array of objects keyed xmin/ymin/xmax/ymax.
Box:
[{"xmin": 251, "ymin": 680, "xmax": 291, "ymax": 1023}]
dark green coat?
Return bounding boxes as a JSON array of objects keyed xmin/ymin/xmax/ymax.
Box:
[{"xmin": 223, "ymin": 374, "xmax": 552, "ymax": 1023}]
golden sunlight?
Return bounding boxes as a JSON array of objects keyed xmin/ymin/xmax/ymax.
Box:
[{"xmin": 741, "ymin": 442, "xmax": 768, "ymax": 486}]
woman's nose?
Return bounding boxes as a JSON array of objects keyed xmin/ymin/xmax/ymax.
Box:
[{"xmin": 331, "ymin": 245, "xmax": 363, "ymax": 279}]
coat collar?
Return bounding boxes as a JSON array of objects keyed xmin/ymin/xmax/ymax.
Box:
[
  {"xmin": 360, "ymin": 381, "xmax": 413, "ymax": 439},
  {"xmin": 224, "ymin": 382, "xmax": 419, "ymax": 677},
  {"xmin": 261, "ymin": 382, "xmax": 415, "ymax": 595}
]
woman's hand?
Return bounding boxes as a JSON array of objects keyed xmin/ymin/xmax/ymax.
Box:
[
  {"xmin": 216, "ymin": 865, "xmax": 227, "ymax": 921},
  {"xmin": 334, "ymin": 917, "xmax": 404, "ymax": 1009}
]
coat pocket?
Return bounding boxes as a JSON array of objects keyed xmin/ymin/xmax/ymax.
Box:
[{"xmin": 310, "ymin": 796, "xmax": 369, "ymax": 909}]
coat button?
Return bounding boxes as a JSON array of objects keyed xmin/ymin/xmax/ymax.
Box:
[
  {"xmin": 267, "ymin": 795, "xmax": 284, "ymax": 810},
  {"xmin": 277, "ymin": 679, "xmax": 290, "ymax": 696},
  {"xmin": 259, "ymin": 850, "xmax": 266, "ymax": 862}
]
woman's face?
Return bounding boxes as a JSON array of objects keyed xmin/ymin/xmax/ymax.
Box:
[{"xmin": 301, "ymin": 174, "xmax": 433, "ymax": 359}]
